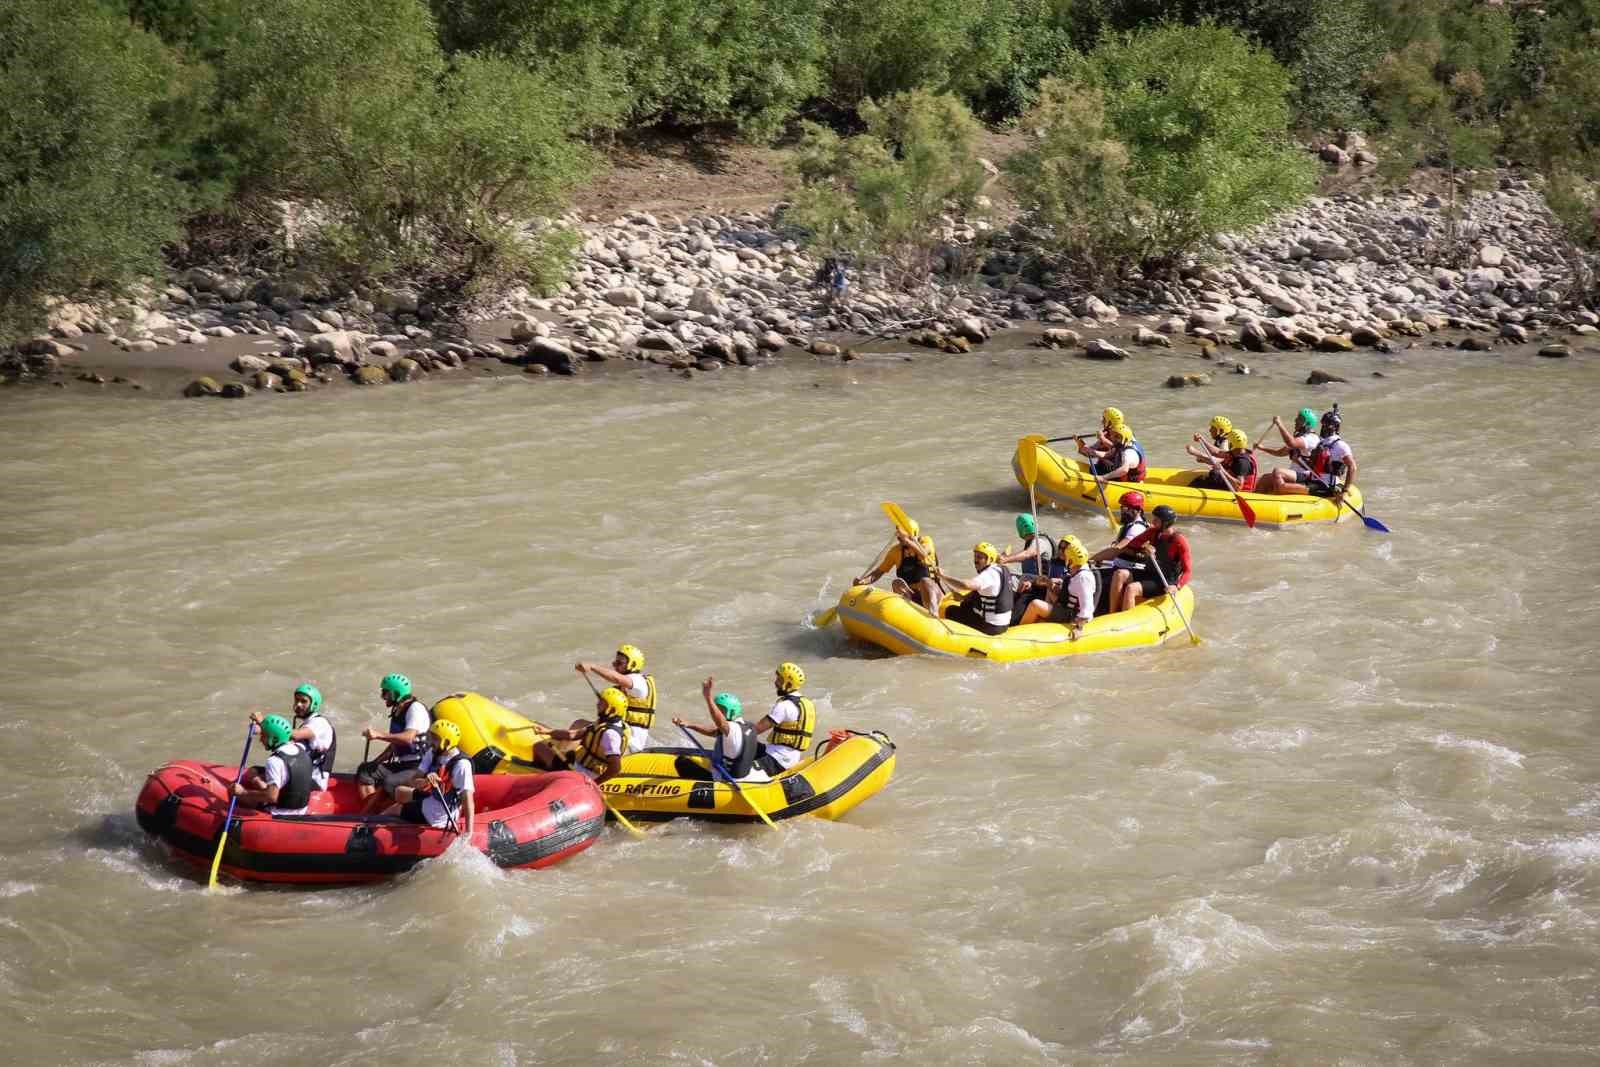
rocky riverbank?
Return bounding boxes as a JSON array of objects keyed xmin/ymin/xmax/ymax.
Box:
[{"xmin": 3, "ymin": 170, "xmax": 1594, "ymax": 399}]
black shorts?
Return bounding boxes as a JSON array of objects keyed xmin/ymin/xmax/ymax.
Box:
[
  {"xmin": 944, "ymin": 597, "xmax": 1008, "ymax": 636},
  {"xmin": 399, "ymin": 798, "xmax": 428, "ymax": 823},
  {"xmin": 1195, "ymin": 470, "xmax": 1228, "ymax": 491},
  {"xmin": 1090, "ymin": 458, "xmax": 1114, "ymax": 476},
  {"xmin": 1136, "ymin": 575, "xmax": 1167, "ymax": 600},
  {"xmin": 356, "ymin": 757, "xmax": 420, "ymax": 787},
  {"xmin": 1306, "ymin": 477, "xmax": 1340, "ymax": 498},
  {"xmin": 754, "ymin": 751, "xmax": 787, "ymax": 776}
]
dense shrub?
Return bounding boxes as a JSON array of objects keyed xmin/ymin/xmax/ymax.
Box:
[
  {"xmin": 788, "ymin": 91, "xmax": 988, "ymax": 285},
  {"xmin": 1007, "ymin": 23, "xmax": 1317, "ymax": 278},
  {"xmin": 0, "ymin": 0, "xmax": 185, "ymax": 341}
]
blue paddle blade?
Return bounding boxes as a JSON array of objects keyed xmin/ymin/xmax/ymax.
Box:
[{"xmin": 1362, "ymin": 513, "xmax": 1391, "ymax": 533}]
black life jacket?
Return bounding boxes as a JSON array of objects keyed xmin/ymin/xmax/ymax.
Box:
[
  {"xmin": 270, "ymin": 743, "xmax": 312, "ymax": 811},
  {"xmin": 717, "ymin": 720, "xmax": 758, "ymax": 780},
  {"xmin": 1148, "ymin": 532, "xmax": 1187, "ymax": 588},
  {"xmin": 1063, "ymin": 567, "xmax": 1099, "ymax": 621},
  {"xmin": 1229, "ymin": 451, "xmax": 1258, "ymax": 491},
  {"xmin": 894, "ymin": 536, "xmax": 934, "ymax": 585},
  {"xmin": 299, "ymin": 712, "xmax": 336, "ymax": 782},
  {"xmin": 1019, "ymin": 533, "xmax": 1054, "ymax": 577},
  {"xmin": 767, "ymin": 694, "xmax": 816, "ymax": 753},
  {"xmin": 387, "ymin": 698, "xmax": 427, "ymax": 766},
  {"xmin": 1116, "ymin": 517, "xmax": 1150, "ymax": 562},
  {"xmin": 976, "ymin": 564, "xmax": 1015, "ymax": 624}
]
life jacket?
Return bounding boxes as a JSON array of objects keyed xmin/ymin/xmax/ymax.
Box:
[
  {"xmin": 894, "ymin": 535, "xmax": 935, "ymax": 585},
  {"xmin": 270, "ymin": 743, "xmax": 312, "ymax": 811},
  {"xmin": 299, "ymin": 712, "xmax": 336, "ymax": 784},
  {"xmin": 716, "ymin": 720, "xmax": 758, "ymax": 780},
  {"xmin": 1116, "ymin": 516, "xmax": 1150, "ymax": 562},
  {"xmin": 1308, "ymin": 435, "xmax": 1349, "ymax": 483},
  {"xmin": 1231, "ymin": 451, "xmax": 1258, "ymax": 492},
  {"xmin": 1019, "ymin": 533, "xmax": 1054, "ymax": 577},
  {"xmin": 767, "ymin": 694, "xmax": 816, "ymax": 753},
  {"xmin": 573, "ymin": 716, "xmax": 629, "ymax": 776},
  {"xmin": 387, "ymin": 697, "xmax": 427, "ymax": 766},
  {"xmin": 1063, "ymin": 567, "xmax": 1099, "ymax": 621},
  {"xmin": 1125, "ymin": 440, "xmax": 1147, "ymax": 482},
  {"xmin": 428, "ymin": 751, "xmax": 470, "ymax": 824},
  {"xmin": 1148, "ymin": 531, "xmax": 1187, "ymax": 588},
  {"xmin": 976, "ymin": 564, "xmax": 1015, "ymax": 626},
  {"xmin": 622, "ymin": 674, "xmax": 656, "ymax": 731}
]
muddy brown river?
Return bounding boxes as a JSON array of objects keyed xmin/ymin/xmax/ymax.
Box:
[{"xmin": 1, "ymin": 342, "xmax": 1597, "ymax": 1064}]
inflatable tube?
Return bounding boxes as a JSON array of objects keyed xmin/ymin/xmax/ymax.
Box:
[
  {"xmin": 836, "ymin": 583, "xmax": 1195, "ymax": 661},
  {"xmin": 436, "ymin": 694, "xmax": 897, "ymax": 824},
  {"xmin": 135, "ymin": 760, "xmax": 603, "ymax": 885},
  {"xmin": 602, "ymin": 731, "xmax": 896, "ymax": 823},
  {"xmin": 1012, "ymin": 439, "xmax": 1363, "ymax": 526}
]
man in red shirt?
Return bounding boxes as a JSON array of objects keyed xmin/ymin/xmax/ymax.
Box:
[{"xmin": 1109, "ymin": 505, "xmax": 1191, "ymax": 612}]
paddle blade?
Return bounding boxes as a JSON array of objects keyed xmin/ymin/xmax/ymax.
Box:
[
  {"xmin": 813, "ymin": 607, "xmax": 838, "ymax": 627},
  {"xmin": 207, "ymin": 829, "xmax": 228, "ymax": 890},
  {"xmin": 880, "ymin": 501, "xmax": 915, "ymax": 537},
  {"xmin": 605, "ymin": 801, "xmax": 647, "ymax": 837},
  {"xmin": 1236, "ymin": 495, "xmax": 1257, "ymax": 528},
  {"xmin": 1362, "ymin": 513, "xmax": 1391, "ymax": 533},
  {"xmin": 1018, "ymin": 438, "xmax": 1039, "ymax": 485}
]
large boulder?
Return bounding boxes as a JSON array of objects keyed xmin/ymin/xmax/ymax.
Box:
[
  {"xmin": 230, "ymin": 354, "xmax": 272, "ymax": 374},
  {"xmin": 352, "ymin": 365, "xmax": 388, "ymax": 385},
  {"xmin": 183, "ymin": 376, "xmax": 222, "ymax": 398},
  {"xmin": 523, "ymin": 338, "xmax": 578, "ymax": 374},
  {"xmin": 1083, "ymin": 338, "xmax": 1129, "ymax": 360},
  {"xmin": 308, "ymin": 330, "xmax": 368, "ymax": 364},
  {"xmin": 1036, "ymin": 328, "xmax": 1082, "ymax": 349},
  {"xmin": 388, "ymin": 357, "xmax": 425, "ymax": 382},
  {"xmin": 604, "ymin": 287, "xmax": 645, "ymax": 309}
]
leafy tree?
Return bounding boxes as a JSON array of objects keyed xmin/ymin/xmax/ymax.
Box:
[
  {"xmin": 0, "ymin": 0, "xmax": 185, "ymax": 341},
  {"xmin": 788, "ymin": 90, "xmax": 988, "ymax": 286},
  {"xmin": 1008, "ymin": 22, "xmax": 1317, "ymax": 278}
]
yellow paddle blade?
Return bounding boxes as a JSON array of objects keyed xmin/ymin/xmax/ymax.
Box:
[
  {"xmin": 813, "ymin": 606, "xmax": 838, "ymax": 627},
  {"xmin": 880, "ymin": 501, "xmax": 915, "ymax": 537},
  {"xmin": 207, "ymin": 829, "xmax": 228, "ymax": 890},
  {"xmin": 605, "ymin": 800, "xmax": 647, "ymax": 837},
  {"xmin": 1018, "ymin": 437, "xmax": 1039, "ymax": 485}
]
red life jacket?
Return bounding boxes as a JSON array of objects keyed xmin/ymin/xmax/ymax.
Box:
[
  {"xmin": 1234, "ymin": 450, "xmax": 1258, "ymax": 492},
  {"xmin": 1309, "ymin": 436, "xmax": 1347, "ymax": 482},
  {"xmin": 1126, "ymin": 440, "xmax": 1147, "ymax": 483}
]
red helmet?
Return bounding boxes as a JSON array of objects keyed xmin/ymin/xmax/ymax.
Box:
[{"xmin": 1121, "ymin": 491, "xmax": 1145, "ymax": 510}]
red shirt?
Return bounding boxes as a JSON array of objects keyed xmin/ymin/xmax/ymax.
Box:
[{"xmin": 1123, "ymin": 528, "xmax": 1192, "ymax": 588}]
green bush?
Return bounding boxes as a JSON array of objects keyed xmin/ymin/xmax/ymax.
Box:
[
  {"xmin": 0, "ymin": 0, "xmax": 185, "ymax": 342},
  {"xmin": 1008, "ymin": 22, "xmax": 1317, "ymax": 278},
  {"xmin": 788, "ymin": 90, "xmax": 988, "ymax": 285}
]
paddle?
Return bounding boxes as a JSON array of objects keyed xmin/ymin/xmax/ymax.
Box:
[
  {"xmin": 1018, "ymin": 436, "xmax": 1040, "ymax": 534},
  {"xmin": 676, "ymin": 723, "xmax": 779, "ymax": 831},
  {"xmin": 1043, "ymin": 431, "xmax": 1101, "ymax": 444},
  {"xmin": 1145, "ymin": 548, "xmax": 1200, "ymax": 646},
  {"xmin": 208, "ymin": 722, "xmax": 257, "ymax": 890},
  {"xmin": 576, "ymin": 673, "xmax": 646, "ymax": 837},
  {"xmin": 1201, "ymin": 453, "xmax": 1258, "ymax": 528},
  {"xmin": 1339, "ymin": 498, "xmax": 1390, "ymax": 533}
]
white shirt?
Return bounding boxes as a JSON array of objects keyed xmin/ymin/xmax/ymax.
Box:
[
  {"xmin": 1319, "ymin": 436, "xmax": 1353, "ymax": 468},
  {"xmin": 264, "ymin": 742, "xmax": 308, "ymax": 815},
  {"xmin": 971, "ymin": 565, "xmax": 1010, "ymax": 626},
  {"xmin": 621, "ymin": 672, "xmax": 651, "ymax": 751},
  {"xmin": 301, "ymin": 714, "xmax": 334, "ymax": 789},
  {"xmin": 762, "ymin": 698, "xmax": 804, "ymax": 769},
  {"xmin": 416, "ymin": 746, "xmax": 474, "ymax": 828},
  {"xmin": 574, "ymin": 724, "xmax": 625, "ymax": 780},
  {"xmin": 1065, "ymin": 568, "xmax": 1097, "ymax": 623},
  {"xmin": 1114, "ymin": 445, "xmax": 1141, "ymax": 473},
  {"xmin": 1290, "ymin": 432, "xmax": 1320, "ymax": 460}
]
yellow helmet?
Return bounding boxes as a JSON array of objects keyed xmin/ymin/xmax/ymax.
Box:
[
  {"xmin": 1113, "ymin": 424, "xmax": 1136, "ymax": 443},
  {"xmin": 905, "ymin": 518, "xmax": 920, "ymax": 537},
  {"xmin": 1226, "ymin": 428, "xmax": 1249, "ymax": 451},
  {"xmin": 428, "ymin": 719, "xmax": 462, "ymax": 750},
  {"xmin": 616, "ymin": 644, "xmax": 645, "ymax": 672},
  {"xmin": 1103, "ymin": 406, "xmax": 1124, "ymax": 426},
  {"xmin": 973, "ymin": 541, "xmax": 1000, "ymax": 564},
  {"xmin": 1209, "ymin": 415, "xmax": 1233, "ymax": 437},
  {"xmin": 1060, "ymin": 534, "xmax": 1089, "ymax": 569},
  {"xmin": 598, "ymin": 687, "xmax": 628, "ymax": 717},
  {"xmin": 775, "ymin": 662, "xmax": 805, "ymax": 693}
]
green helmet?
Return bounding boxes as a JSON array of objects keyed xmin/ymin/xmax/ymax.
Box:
[
  {"xmin": 1295, "ymin": 408, "xmax": 1317, "ymax": 432},
  {"xmin": 293, "ymin": 683, "xmax": 322, "ymax": 716},
  {"xmin": 260, "ymin": 714, "xmax": 293, "ymax": 749},
  {"xmin": 714, "ymin": 693, "xmax": 743, "ymax": 720},
  {"xmin": 380, "ymin": 673, "xmax": 411, "ymax": 701},
  {"xmin": 1015, "ymin": 513, "xmax": 1036, "ymax": 536}
]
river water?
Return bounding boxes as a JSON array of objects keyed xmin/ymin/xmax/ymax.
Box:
[{"xmin": 1, "ymin": 342, "xmax": 1597, "ymax": 1065}]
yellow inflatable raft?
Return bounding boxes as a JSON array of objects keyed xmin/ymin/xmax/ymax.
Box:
[
  {"xmin": 434, "ymin": 692, "xmax": 896, "ymax": 823},
  {"xmin": 1011, "ymin": 438, "xmax": 1362, "ymax": 526},
  {"xmin": 835, "ymin": 583, "xmax": 1195, "ymax": 661},
  {"xmin": 602, "ymin": 731, "xmax": 896, "ymax": 823}
]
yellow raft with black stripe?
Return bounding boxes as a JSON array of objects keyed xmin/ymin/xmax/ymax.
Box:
[
  {"xmin": 835, "ymin": 583, "xmax": 1195, "ymax": 662},
  {"xmin": 1011, "ymin": 438, "xmax": 1362, "ymax": 526},
  {"xmin": 433, "ymin": 692, "xmax": 896, "ymax": 823}
]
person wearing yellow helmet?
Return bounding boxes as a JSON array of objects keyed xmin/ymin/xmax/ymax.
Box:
[
  {"xmin": 532, "ymin": 686, "xmax": 630, "ymax": 784},
  {"xmin": 383, "ymin": 719, "xmax": 476, "ymax": 835},
  {"xmin": 854, "ymin": 517, "xmax": 939, "ymax": 612},
  {"xmin": 934, "ymin": 541, "xmax": 1015, "ymax": 635},
  {"xmin": 1189, "ymin": 427, "xmax": 1259, "ymax": 492},
  {"xmin": 1092, "ymin": 422, "xmax": 1148, "ymax": 483},
  {"xmin": 1075, "ymin": 407, "xmax": 1127, "ymax": 469},
  {"xmin": 356, "ymin": 673, "xmax": 431, "ymax": 802},
  {"xmin": 1254, "ymin": 408, "xmax": 1323, "ymax": 494},
  {"xmin": 1016, "ymin": 534, "xmax": 1098, "ymax": 637},
  {"xmin": 673, "ymin": 676, "xmax": 764, "ymax": 782},
  {"xmin": 575, "ymin": 643, "xmax": 656, "ymax": 751},
  {"xmin": 249, "ymin": 682, "xmax": 338, "ymax": 791},
  {"xmin": 751, "ymin": 662, "xmax": 817, "ymax": 774}
]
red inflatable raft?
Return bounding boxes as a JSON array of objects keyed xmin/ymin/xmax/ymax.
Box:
[{"xmin": 135, "ymin": 760, "xmax": 605, "ymax": 885}]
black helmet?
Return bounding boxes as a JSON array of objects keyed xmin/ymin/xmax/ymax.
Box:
[
  {"xmin": 1320, "ymin": 406, "xmax": 1342, "ymax": 436},
  {"xmin": 1152, "ymin": 505, "xmax": 1178, "ymax": 526}
]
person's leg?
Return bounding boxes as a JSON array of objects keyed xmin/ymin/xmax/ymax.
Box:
[
  {"xmin": 1018, "ymin": 598, "xmax": 1053, "ymax": 625},
  {"xmin": 915, "ymin": 579, "xmax": 941, "ymax": 612},
  {"xmin": 530, "ymin": 741, "xmax": 565, "ymax": 771},
  {"xmin": 1108, "ymin": 568, "xmax": 1130, "ymax": 610}
]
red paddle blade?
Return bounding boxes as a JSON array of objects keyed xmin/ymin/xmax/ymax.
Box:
[{"xmin": 1236, "ymin": 495, "xmax": 1257, "ymax": 528}]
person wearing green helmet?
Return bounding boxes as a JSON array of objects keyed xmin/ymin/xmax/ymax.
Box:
[
  {"xmin": 232, "ymin": 714, "xmax": 313, "ymax": 815},
  {"xmin": 1254, "ymin": 408, "xmax": 1322, "ymax": 494},
  {"xmin": 356, "ymin": 672, "xmax": 431, "ymax": 802},
  {"xmin": 673, "ymin": 676, "xmax": 764, "ymax": 782},
  {"xmin": 999, "ymin": 513, "xmax": 1054, "ymax": 577},
  {"xmin": 249, "ymin": 682, "xmax": 337, "ymax": 791}
]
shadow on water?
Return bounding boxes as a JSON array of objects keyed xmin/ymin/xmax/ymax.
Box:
[{"xmin": 948, "ymin": 487, "xmax": 1028, "ymax": 512}]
